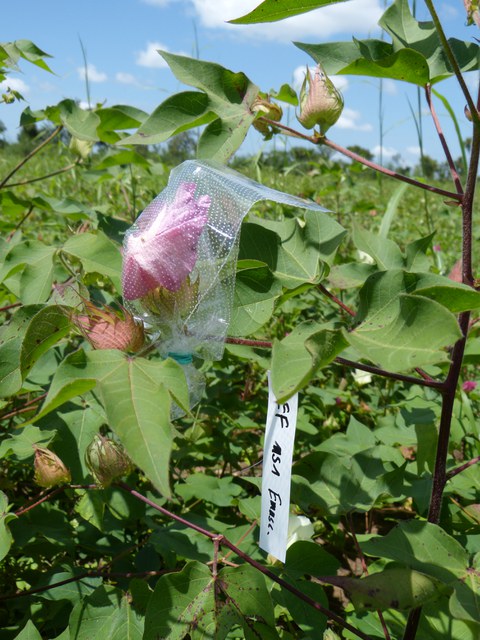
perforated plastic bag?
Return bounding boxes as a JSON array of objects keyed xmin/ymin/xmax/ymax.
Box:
[{"xmin": 122, "ymin": 159, "xmax": 328, "ymax": 409}]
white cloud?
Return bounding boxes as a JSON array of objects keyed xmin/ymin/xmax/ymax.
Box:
[
  {"xmin": 0, "ymin": 77, "xmax": 29, "ymax": 94},
  {"xmin": 372, "ymin": 144, "xmax": 398, "ymax": 158},
  {"xmin": 337, "ymin": 107, "xmax": 372, "ymax": 131},
  {"xmin": 189, "ymin": 0, "xmax": 383, "ymax": 42},
  {"xmin": 382, "ymin": 79, "xmax": 397, "ymax": 95},
  {"xmin": 116, "ymin": 72, "xmax": 138, "ymax": 85},
  {"xmin": 77, "ymin": 63, "xmax": 107, "ymax": 83},
  {"xmin": 292, "ymin": 65, "xmax": 349, "ymax": 93},
  {"xmin": 406, "ymin": 146, "xmax": 421, "ymax": 156},
  {"xmin": 136, "ymin": 42, "xmax": 170, "ymax": 68}
]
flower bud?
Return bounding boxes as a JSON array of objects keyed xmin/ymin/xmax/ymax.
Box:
[
  {"xmin": 464, "ymin": 0, "xmax": 480, "ymax": 27},
  {"xmin": 85, "ymin": 434, "xmax": 132, "ymax": 487},
  {"xmin": 252, "ymin": 97, "xmax": 283, "ymax": 136},
  {"xmin": 34, "ymin": 447, "xmax": 71, "ymax": 488},
  {"xmin": 297, "ymin": 64, "xmax": 344, "ymax": 135},
  {"xmin": 73, "ymin": 301, "xmax": 145, "ymax": 352}
]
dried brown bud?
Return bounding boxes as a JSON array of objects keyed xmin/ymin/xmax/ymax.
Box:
[
  {"xmin": 297, "ymin": 63, "xmax": 344, "ymax": 135},
  {"xmin": 34, "ymin": 447, "xmax": 71, "ymax": 488},
  {"xmin": 85, "ymin": 434, "xmax": 132, "ymax": 487},
  {"xmin": 73, "ymin": 301, "xmax": 145, "ymax": 352}
]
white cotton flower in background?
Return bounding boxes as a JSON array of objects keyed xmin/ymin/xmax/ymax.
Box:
[
  {"xmin": 357, "ymin": 250, "xmax": 375, "ymax": 264},
  {"xmin": 352, "ymin": 369, "xmax": 372, "ymax": 386},
  {"xmin": 286, "ymin": 514, "xmax": 315, "ymax": 549}
]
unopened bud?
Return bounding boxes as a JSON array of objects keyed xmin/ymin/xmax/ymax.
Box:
[
  {"xmin": 252, "ymin": 97, "xmax": 283, "ymax": 136},
  {"xmin": 85, "ymin": 434, "xmax": 132, "ymax": 487},
  {"xmin": 69, "ymin": 136, "xmax": 94, "ymax": 159},
  {"xmin": 34, "ymin": 447, "xmax": 71, "ymax": 488},
  {"xmin": 297, "ymin": 64, "xmax": 344, "ymax": 135},
  {"xmin": 464, "ymin": 0, "xmax": 480, "ymax": 26},
  {"xmin": 73, "ymin": 301, "xmax": 145, "ymax": 352}
]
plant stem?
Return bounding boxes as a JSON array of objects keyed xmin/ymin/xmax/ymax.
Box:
[
  {"xmin": 224, "ymin": 337, "xmax": 444, "ymax": 389},
  {"xmin": 317, "ymin": 282, "xmax": 356, "ymax": 317},
  {"xmin": 0, "ymin": 126, "xmax": 63, "ymax": 188},
  {"xmin": 258, "ymin": 118, "xmax": 463, "ymax": 202},
  {"xmin": 3, "ymin": 160, "xmax": 80, "ymax": 189},
  {"xmin": 116, "ymin": 482, "xmax": 375, "ymax": 640},
  {"xmin": 446, "ymin": 454, "xmax": 480, "ymax": 480},
  {"xmin": 425, "ymin": 84, "xmax": 463, "ymax": 195}
]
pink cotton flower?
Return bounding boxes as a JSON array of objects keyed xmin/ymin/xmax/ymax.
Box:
[
  {"xmin": 462, "ymin": 380, "xmax": 477, "ymax": 393},
  {"xmin": 122, "ymin": 182, "xmax": 210, "ymax": 300}
]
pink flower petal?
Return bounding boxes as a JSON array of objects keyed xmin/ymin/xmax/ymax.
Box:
[{"xmin": 122, "ymin": 182, "xmax": 210, "ymax": 300}]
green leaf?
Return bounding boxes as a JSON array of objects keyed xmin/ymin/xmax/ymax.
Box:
[
  {"xmin": 2, "ymin": 39, "xmax": 53, "ymax": 73},
  {"xmin": 271, "ymin": 321, "xmax": 347, "ymax": 402},
  {"xmin": 379, "ymin": 183, "xmax": 409, "ymax": 238},
  {"xmin": 0, "ymin": 424, "xmax": 56, "ymax": 460},
  {"xmin": 230, "ymin": 0, "xmax": 348, "ymax": 24},
  {"xmin": 144, "ymin": 561, "xmax": 277, "ymax": 639},
  {"xmin": 0, "ymin": 490, "xmax": 16, "ymax": 561},
  {"xmin": 13, "ymin": 620, "xmax": 43, "ymax": 640},
  {"xmin": 159, "ymin": 51, "xmax": 259, "ymax": 161},
  {"xmin": 0, "ymin": 241, "xmax": 56, "ymax": 302},
  {"xmin": 62, "ymin": 231, "xmax": 122, "ymax": 291},
  {"xmin": 0, "ymin": 337, "xmax": 23, "ymax": 397},
  {"xmin": 285, "ymin": 540, "xmax": 340, "ymax": 577},
  {"xmin": 295, "ymin": 0, "xmax": 480, "ymax": 85},
  {"xmin": 36, "ymin": 350, "xmax": 189, "ymax": 496},
  {"xmin": 328, "ymin": 262, "xmax": 377, "ymax": 289},
  {"xmin": 293, "ymin": 448, "xmax": 405, "ymax": 515},
  {"xmin": 176, "ymin": 473, "xmax": 242, "ymax": 507},
  {"xmin": 122, "ymin": 92, "xmax": 215, "ymax": 145},
  {"xmin": 352, "ymin": 223, "xmax": 404, "ymax": 270},
  {"xmin": 261, "ymin": 212, "xmax": 346, "ymax": 289},
  {"xmin": 361, "ymin": 520, "xmax": 469, "ymax": 583},
  {"xmin": 229, "ymin": 261, "xmax": 282, "ymax": 336},
  {"xmin": 449, "ymin": 552, "xmax": 480, "ymax": 624},
  {"xmin": 321, "ymin": 566, "xmax": 451, "ymax": 611},
  {"xmin": 69, "ymin": 585, "xmax": 144, "ymax": 640},
  {"xmin": 21, "ymin": 305, "xmax": 71, "ymax": 377},
  {"xmin": 347, "ymin": 270, "xmax": 463, "ymax": 372},
  {"xmin": 270, "ymin": 83, "xmax": 298, "ymax": 106}
]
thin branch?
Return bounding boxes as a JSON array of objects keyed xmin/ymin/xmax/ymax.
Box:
[
  {"xmin": 0, "ymin": 126, "xmax": 63, "ymax": 188},
  {"xmin": 425, "ymin": 84, "xmax": 464, "ymax": 195},
  {"xmin": 3, "ymin": 160, "xmax": 81, "ymax": 189},
  {"xmin": 258, "ymin": 117, "xmax": 463, "ymax": 202},
  {"xmin": 446, "ymin": 455, "xmax": 480, "ymax": 480},
  {"xmin": 0, "ymin": 302, "xmax": 21, "ymax": 313},
  {"xmin": 7, "ymin": 205, "xmax": 34, "ymax": 238},
  {"xmin": 14, "ymin": 483, "xmax": 98, "ymax": 516},
  {"xmin": 117, "ymin": 482, "xmax": 374, "ymax": 640},
  {"xmin": 317, "ymin": 282, "xmax": 356, "ymax": 317},
  {"xmin": 226, "ymin": 337, "xmax": 273, "ymax": 348},
  {"xmin": 335, "ymin": 357, "xmax": 445, "ymax": 390},
  {"xmin": 0, "ymin": 393, "xmax": 47, "ymax": 422},
  {"xmin": 0, "ymin": 568, "xmax": 171, "ymax": 602}
]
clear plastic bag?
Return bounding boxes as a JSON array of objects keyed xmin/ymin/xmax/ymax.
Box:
[{"xmin": 122, "ymin": 159, "xmax": 328, "ymax": 410}]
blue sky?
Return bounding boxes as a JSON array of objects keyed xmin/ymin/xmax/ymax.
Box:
[{"xmin": 1, "ymin": 0, "xmax": 478, "ymax": 166}]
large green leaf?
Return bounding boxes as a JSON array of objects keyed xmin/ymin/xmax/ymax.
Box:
[
  {"xmin": 271, "ymin": 321, "xmax": 347, "ymax": 402},
  {"xmin": 295, "ymin": 0, "xmax": 480, "ymax": 85},
  {"xmin": 62, "ymin": 231, "xmax": 122, "ymax": 291},
  {"xmin": 0, "ymin": 241, "xmax": 56, "ymax": 302},
  {"xmin": 292, "ymin": 448, "xmax": 406, "ymax": 515},
  {"xmin": 159, "ymin": 51, "xmax": 259, "ymax": 162},
  {"xmin": 21, "ymin": 305, "xmax": 71, "ymax": 377},
  {"xmin": 0, "ymin": 490, "xmax": 16, "ymax": 562},
  {"xmin": 35, "ymin": 350, "xmax": 189, "ymax": 496},
  {"xmin": 346, "ymin": 270, "xmax": 463, "ymax": 372},
  {"xmin": 321, "ymin": 566, "xmax": 451, "ymax": 611},
  {"xmin": 352, "ymin": 223, "xmax": 404, "ymax": 270},
  {"xmin": 144, "ymin": 561, "xmax": 277, "ymax": 639},
  {"xmin": 260, "ymin": 212, "xmax": 346, "ymax": 288},
  {"xmin": 69, "ymin": 585, "xmax": 143, "ymax": 640},
  {"xmin": 229, "ymin": 0, "xmax": 347, "ymax": 23},
  {"xmin": 13, "ymin": 621, "xmax": 42, "ymax": 640},
  {"xmin": 121, "ymin": 92, "xmax": 215, "ymax": 145},
  {"xmin": 361, "ymin": 520, "xmax": 479, "ymax": 626}
]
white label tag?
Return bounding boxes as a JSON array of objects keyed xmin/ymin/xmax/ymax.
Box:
[{"xmin": 259, "ymin": 374, "xmax": 298, "ymax": 562}]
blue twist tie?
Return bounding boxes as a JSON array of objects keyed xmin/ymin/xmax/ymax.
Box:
[{"xmin": 168, "ymin": 352, "xmax": 193, "ymax": 365}]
